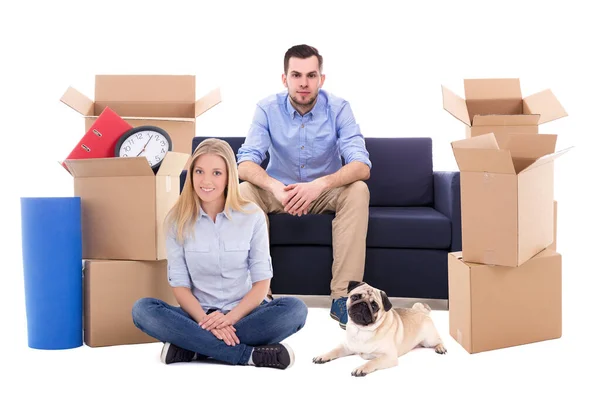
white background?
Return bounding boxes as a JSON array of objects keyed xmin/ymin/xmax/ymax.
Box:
[{"xmin": 1, "ymin": 0, "xmax": 597, "ymax": 398}]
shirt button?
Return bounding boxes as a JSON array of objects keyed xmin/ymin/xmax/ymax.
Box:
[
  {"xmin": 301, "ymin": 146, "xmax": 305, "ymax": 150},
  {"xmin": 301, "ymin": 124, "xmax": 305, "ymax": 128},
  {"xmin": 301, "ymin": 165, "xmax": 305, "ymax": 168}
]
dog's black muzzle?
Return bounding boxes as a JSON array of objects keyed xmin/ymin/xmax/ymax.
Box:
[{"xmin": 348, "ymin": 295, "xmax": 379, "ymax": 326}]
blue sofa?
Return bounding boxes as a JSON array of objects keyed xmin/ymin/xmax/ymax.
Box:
[{"xmin": 180, "ymin": 136, "xmax": 462, "ymax": 301}]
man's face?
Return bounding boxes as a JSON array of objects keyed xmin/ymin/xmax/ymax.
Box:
[{"xmin": 282, "ymin": 55, "xmax": 326, "ymax": 110}]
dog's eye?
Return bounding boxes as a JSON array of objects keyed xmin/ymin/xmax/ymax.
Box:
[{"xmin": 371, "ymin": 301, "xmax": 379, "ymax": 311}]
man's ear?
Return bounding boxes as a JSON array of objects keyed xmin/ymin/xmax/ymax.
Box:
[
  {"xmin": 319, "ymin": 73, "xmax": 326, "ymax": 88},
  {"xmin": 348, "ymin": 281, "xmax": 364, "ymax": 293},
  {"xmin": 380, "ymin": 290, "xmax": 392, "ymax": 312},
  {"xmin": 282, "ymin": 73, "xmax": 288, "ymax": 87}
]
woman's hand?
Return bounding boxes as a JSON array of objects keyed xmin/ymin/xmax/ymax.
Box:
[
  {"xmin": 200, "ymin": 311, "xmax": 238, "ymax": 330},
  {"xmin": 210, "ymin": 326, "xmax": 240, "ymax": 346}
]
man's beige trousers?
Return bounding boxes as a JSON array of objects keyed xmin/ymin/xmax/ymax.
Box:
[{"xmin": 240, "ymin": 181, "xmax": 370, "ymax": 299}]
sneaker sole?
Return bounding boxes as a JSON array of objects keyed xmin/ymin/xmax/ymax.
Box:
[
  {"xmin": 160, "ymin": 342, "xmax": 171, "ymax": 364},
  {"xmin": 282, "ymin": 343, "xmax": 295, "ymax": 369},
  {"xmin": 330, "ymin": 312, "xmax": 347, "ymax": 329}
]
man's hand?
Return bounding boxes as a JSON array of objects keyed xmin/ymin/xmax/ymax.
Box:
[
  {"xmin": 200, "ymin": 311, "xmax": 239, "ymax": 330},
  {"xmin": 210, "ymin": 325, "xmax": 240, "ymax": 346},
  {"xmin": 283, "ymin": 181, "xmax": 327, "ymax": 216},
  {"xmin": 272, "ymin": 184, "xmax": 293, "ymax": 210}
]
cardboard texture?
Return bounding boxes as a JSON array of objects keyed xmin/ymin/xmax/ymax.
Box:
[
  {"xmin": 451, "ymin": 132, "xmax": 571, "ymax": 267},
  {"xmin": 448, "ymin": 250, "xmax": 562, "ymax": 354},
  {"xmin": 61, "ymin": 75, "xmax": 222, "ymax": 160},
  {"xmin": 61, "ymin": 107, "xmax": 132, "ymax": 170},
  {"xmin": 84, "ymin": 259, "xmax": 177, "ymax": 347},
  {"xmin": 64, "ymin": 152, "xmax": 190, "ymax": 261},
  {"xmin": 442, "ymin": 78, "xmax": 568, "ymax": 138}
]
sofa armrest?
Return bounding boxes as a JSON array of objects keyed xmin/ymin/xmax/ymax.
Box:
[{"xmin": 433, "ymin": 171, "xmax": 462, "ymax": 252}]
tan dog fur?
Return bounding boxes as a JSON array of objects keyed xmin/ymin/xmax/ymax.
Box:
[{"xmin": 313, "ymin": 281, "xmax": 446, "ymax": 376}]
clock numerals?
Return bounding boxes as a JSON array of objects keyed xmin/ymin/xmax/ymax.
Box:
[{"xmin": 115, "ymin": 126, "xmax": 172, "ymax": 170}]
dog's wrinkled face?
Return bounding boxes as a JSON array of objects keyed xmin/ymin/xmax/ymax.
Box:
[{"xmin": 346, "ymin": 281, "xmax": 392, "ymax": 327}]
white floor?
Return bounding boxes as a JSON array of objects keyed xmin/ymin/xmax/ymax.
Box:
[{"xmin": 5, "ymin": 300, "xmax": 593, "ymax": 400}]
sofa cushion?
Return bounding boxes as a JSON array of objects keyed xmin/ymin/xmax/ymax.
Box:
[
  {"xmin": 364, "ymin": 137, "xmax": 433, "ymax": 207},
  {"xmin": 269, "ymin": 213, "xmax": 334, "ymax": 246},
  {"xmin": 367, "ymin": 207, "xmax": 451, "ymax": 249},
  {"xmin": 269, "ymin": 207, "xmax": 450, "ymax": 250}
]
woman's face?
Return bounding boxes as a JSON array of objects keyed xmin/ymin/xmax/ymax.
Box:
[{"xmin": 192, "ymin": 153, "xmax": 228, "ymax": 205}]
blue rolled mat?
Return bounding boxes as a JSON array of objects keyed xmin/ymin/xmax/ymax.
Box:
[{"xmin": 20, "ymin": 197, "xmax": 83, "ymax": 350}]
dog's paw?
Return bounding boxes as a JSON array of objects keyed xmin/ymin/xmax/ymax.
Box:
[
  {"xmin": 312, "ymin": 356, "xmax": 331, "ymax": 364},
  {"xmin": 435, "ymin": 344, "xmax": 447, "ymax": 354},
  {"xmin": 351, "ymin": 366, "xmax": 371, "ymax": 377}
]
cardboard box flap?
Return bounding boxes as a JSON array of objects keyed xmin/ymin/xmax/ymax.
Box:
[
  {"xmin": 95, "ymin": 75, "xmax": 196, "ymax": 103},
  {"xmin": 156, "ymin": 152, "xmax": 191, "ymax": 176},
  {"xmin": 442, "ymin": 86, "xmax": 470, "ymax": 126},
  {"xmin": 195, "ymin": 88, "xmax": 222, "ymax": 117},
  {"xmin": 452, "ymin": 148, "xmax": 515, "ymax": 174},
  {"xmin": 523, "ymin": 89, "xmax": 568, "ymax": 124},
  {"xmin": 464, "ymin": 78, "xmax": 522, "ymax": 100},
  {"xmin": 500, "ymin": 133, "xmax": 558, "ymax": 160},
  {"xmin": 60, "ymin": 87, "xmax": 94, "ymax": 116},
  {"xmin": 520, "ymin": 146, "xmax": 573, "ymax": 173},
  {"xmin": 451, "ymin": 132, "xmax": 500, "ymax": 150},
  {"xmin": 64, "ymin": 157, "xmax": 154, "ymax": 178},
  {"xmin": 472, "ymin": 114, "xmax": 540, "ymax": 127}
]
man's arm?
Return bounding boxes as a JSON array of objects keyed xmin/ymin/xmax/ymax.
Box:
[
  {"xmin": 238, "ymin": 161, "xmax": 285, "ymax": 194},
  {"xmin": 238, "ymin": 104, "xmax": 296, "ymax": 208},
  {"xmin": 314, "ymin": 160, "xmax": 370, "ymax": 191}
]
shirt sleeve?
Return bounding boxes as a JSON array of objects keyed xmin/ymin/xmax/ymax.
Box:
[
  {"xmin": 336, "ymin": 101, "xmax": 372, "ymax": 169},
  {"xmin": 166, "ymin": 225, "xmax": 192, "ymax": 288},
  {"xmin": 247, "ymin": 211, "xmax": 273, "ymax": 283},
  {"xmin": 237, "ymin": 104, "xmax": 272, "ymax": 166}
]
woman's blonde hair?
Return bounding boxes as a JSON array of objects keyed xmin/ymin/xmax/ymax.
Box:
[{"xmin": 165, "ymin": 138, "xmax": 252, "ymax": 243}]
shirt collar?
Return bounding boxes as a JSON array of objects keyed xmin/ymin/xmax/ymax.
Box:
[{"xmin": 198, "ymin": 205, "xmax": 233, "ymax": 221}]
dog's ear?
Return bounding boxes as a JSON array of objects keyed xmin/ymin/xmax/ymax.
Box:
[
  {"xmin": 380, "ymin": 290, "xmax": 392, "ymax": 312},
  {"xmin": 348, "ymin": 281, "xmax": 364, "ymax": 293}
]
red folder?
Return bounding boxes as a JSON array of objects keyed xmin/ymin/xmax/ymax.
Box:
[{"xmin": 62, "ymin": 107, "xmax": 133, "ymax": 170}]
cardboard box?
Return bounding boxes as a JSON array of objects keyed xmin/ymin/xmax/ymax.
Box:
[
  {"xmin": 442, "ymin": 78, "xmax": 567, "ymax": 138},
  {"xmin": 64, "ymin": 152, "xmax": 190, "ymax": 260},
  {"xmin": 448, "ymin": 249, "xmax": 562, "ymax": 354},
  {"xmin": 61, "ymin": 75, "xmax": 222, "ymax": 159},
  {"xmin": 84, "ymin": 259, "xmax": 177, "ymax": 347},
  {"xmin": 451, "ymin": 133, "xmax": 571, "ymax": 267}
]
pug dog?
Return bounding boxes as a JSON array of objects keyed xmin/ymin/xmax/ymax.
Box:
[{"xmin": 313, "ymin": 281, "xmax": 447, "ymax": 377}]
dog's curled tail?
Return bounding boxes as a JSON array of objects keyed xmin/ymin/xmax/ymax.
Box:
[{"xmin": 412, "ymin": 302, "xmax": 431, "ymax": 314}]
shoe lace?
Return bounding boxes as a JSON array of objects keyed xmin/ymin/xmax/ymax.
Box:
[{"xmin": 255, "ymin": 347, "xmax": 281, "ymax": 366}]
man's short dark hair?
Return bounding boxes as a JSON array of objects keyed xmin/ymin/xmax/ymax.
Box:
[{"xmin": 284, "ymin": 44, "xmax": 323, "ymax": 75}]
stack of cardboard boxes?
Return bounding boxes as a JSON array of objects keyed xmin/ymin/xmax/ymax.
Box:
[
  {"xmin": 61, "ymin": 75, "xmax": 221, "ymax": 347},
  {"xmin": 441, "ymin": 78, "xmax": 571, "ymax": 354}
]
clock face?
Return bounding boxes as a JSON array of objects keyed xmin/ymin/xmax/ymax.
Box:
[{"xmin": 116, "ymin": 127, "xmax": 172, "ymax": 169}]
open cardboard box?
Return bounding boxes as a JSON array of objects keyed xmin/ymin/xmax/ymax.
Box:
[
  {"xmin": 63, "ymin": 152, "xmax": 190, "ymax": 261},
  {"xmin": 442, "ymin": 78, "xmax": 567, "ymax": 138},
  {"xmin": 451, "ymin": 132, "xmax": 571, "ymax": 267},
  {"xmin": 61, "ymin": 75, "xmax": 221, "ymax": 164}
]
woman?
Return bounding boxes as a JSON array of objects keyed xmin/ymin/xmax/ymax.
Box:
[{"xmin": 132, "ymin": 138, "xmax": 308, "ymax": 369}]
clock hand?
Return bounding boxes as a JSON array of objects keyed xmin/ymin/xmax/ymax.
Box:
[{"xmin": 136, "ymin": 135, "xmax": 154, "ymax": 156}]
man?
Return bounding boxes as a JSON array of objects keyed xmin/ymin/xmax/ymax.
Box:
[{"xmin": 236, "ymin": 44, "xmax": 371, "ymax": 329}]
